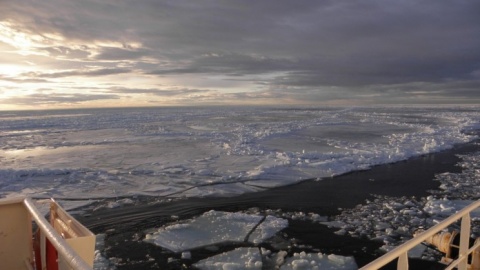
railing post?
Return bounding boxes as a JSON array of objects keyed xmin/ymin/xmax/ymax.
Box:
[
  {"xmin": 458, "ymin": 213, "xmax": 471, "ymax": 270},
  {"xmin": 397, "ymin": 252, "xmax": 409, "ymax": 270}
]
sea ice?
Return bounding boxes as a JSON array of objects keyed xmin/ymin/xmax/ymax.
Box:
[
  {"xmin": 316, "ymin": 146, "xmax": 480, "ymax": 254},
  {"xmin": 279, "ymin": 252, "xmax": 357, "ymax": 270},
  {"xmin": 144, "ymin": 210, "xmax": 288, "ymax": 252},
  {"xmin": 1, "ymin": 107, "xmax": 474, "ymax": 268},
  {"xmin": 193, "ymin": 247, "xmax": 262, "ymax": 270},
  {"xmin": 1, "ymin": 106, "xmax": 479, "ymax": 199},
  {"xmin": 249, "ymin": 215, "xmax": 289, "ymax": 244},
  {"xmin": 193, "ymin": 248, "xmax": 358, "ymax": 270},
  {"xmin": 423, "ymin": 199, "xmax": 480, "ymax": 219}
]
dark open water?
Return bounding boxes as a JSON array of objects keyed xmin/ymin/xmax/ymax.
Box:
[{"xmin": 77, "ymin": 137, "xmax": 480, "ymax": 270}]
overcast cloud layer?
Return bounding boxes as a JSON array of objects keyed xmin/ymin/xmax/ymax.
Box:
[{"xmin": 1, "ymin": 0, "xmax": 479, "ymax": 109}]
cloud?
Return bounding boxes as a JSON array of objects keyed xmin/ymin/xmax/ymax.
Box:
[
  {"xmin": 0, "ymin": 75, "xmax": 50, "ymax": 83},
  {"xmin": 2, "ymin": 93, "xmax": 120, "ymax": 105},
  {"xmin": 148, "ymin": 53, "xmax": 297, "ymax": 76},
  {"xmin": 110, "ymin": 87, "xmax": 210, "ymax": 96},
  {"xmin": 40, "ymin": 46, "xmax": 92, "ymax": 60},
  {"xmin": 108, "ymin": 86, "xmax": 284, "ymax": 104},
  {"xmin": 94, "ymin": 47, "xmax": 152, "ymax": 61},
  {"xmin": 23, "ymin": 68, "xmax": 131, "ymax": 78},
  {"xmin": 1, "ymin": 0, "xmax": 480, "ymax": 106}
]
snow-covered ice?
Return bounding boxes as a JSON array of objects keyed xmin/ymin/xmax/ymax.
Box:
[
  {"xmin": 193, "ymin": 248, "xmax": 358, "ymax": 270},
  {"xmin": 1, "ymin": 106, "xmax": 479, "ymax": 199},
  {"xmin": 280, "ymin": 252, "xmax": 357, "ymax": 270},
  {"xmin": 194, "ymin": 247, "xmax": 263, "ymax": 270},
  {"xmin": 144, "ymin": 210, "xmax": 288, "ymax": 252},
  {"xmin": 423, "ymin": 199, "xmax": 480, "ymax": 219},
  {"xmin": 249, "ymin": 215, "xmax": 290, "ymax": 244}
]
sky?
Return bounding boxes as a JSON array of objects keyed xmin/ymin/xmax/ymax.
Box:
[{"xmin": 1, "ymin": 0, "xmax": 479, "ymax": 110}]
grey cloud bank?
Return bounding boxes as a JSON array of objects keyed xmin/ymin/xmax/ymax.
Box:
[{"xmin": 1, "ymin": 0, "xmax": 479, "ymax": 108}]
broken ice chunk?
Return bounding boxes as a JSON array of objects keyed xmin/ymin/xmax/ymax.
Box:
[
  {"xmin": 248, "ymin": 215, "xmax": 288, "ymax": 244},
  {"xmin": 193, "ymin": 247, "xmax": 262, "ymax": 270},
  {"xmin": 280, "ymin": 252, "xmax": 357, "ymax": 270},
  {"xmin": 144, "ymin": 210, "xmax": 288, "ymax": 253},
  {"xmin": 423, "ymin": 199, "xmax": 480, "ymax": 218}
]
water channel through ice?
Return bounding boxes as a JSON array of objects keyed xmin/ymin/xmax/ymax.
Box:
[{"xmin": 1, "ymin": 106, "xmax": 480, "ymax": 269}]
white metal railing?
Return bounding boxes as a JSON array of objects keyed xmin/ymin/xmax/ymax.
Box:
[
  {"xmin": 360, "ymin": 200, "xmax": 480, "ymax": 270},
  {"xmin": 23, "ymin": 197, "xmax": 93, "ymax": 270},
  {"xmin": 0, "ymin": 197, "xmax": 93, "ymax": 270}
]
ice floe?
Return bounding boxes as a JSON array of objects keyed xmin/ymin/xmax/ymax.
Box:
[
  {"xmin": 193, "ymin": 248, "xmax": 358, "ymax": 270},
  {"xmin": 280, "ymin": 252, "xmax": 358, "ymax": 270},
  {"xmin": 194, "ymin": 247, "xmax": 263, "ymax": 270},
  {"xmin": 144, "ymin": 210, "xmax": 288, "ymax": 252},
  {"xmin": 143, "ymin": 209, "xmax": 363, "ymax": 269},
  {"xmin": 279, "ymin": 252, "xmax": 357, "ymax": 270}
]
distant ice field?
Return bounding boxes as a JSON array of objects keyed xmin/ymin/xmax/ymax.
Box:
[{"xmin": 1, "ymin": 106, "xmax": 479, "ymax": 199}]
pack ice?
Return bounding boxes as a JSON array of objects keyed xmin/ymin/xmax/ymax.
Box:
[
  {"xmin": 144, "ymin": 210, "xmax": 359, "ymax": 269},
  {"xmin": 1, "ymin": 106, "xmax": 479, "ymax": 199}
]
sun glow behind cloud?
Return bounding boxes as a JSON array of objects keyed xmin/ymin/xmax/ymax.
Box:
[
  {"xmin": 0, "ymin": 18, "xmax": 260, "ymax": 110},
  {"xmin": 0, "ymin": 22, "xmax": 37, "ymax": 50},
  {"xmin": 0, "ymin": 22, "xmax": 62, "ymax": 57},
  {"xmin": 0, "ymin": 20, "xmax": 187, "ymax": 109}
]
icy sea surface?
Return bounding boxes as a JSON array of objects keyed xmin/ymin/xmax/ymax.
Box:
[
  {"xmin": 2, "ymin": 106, "xmax": 480, "ymax": 269},
  {"xmin": 1, "ymin": 106, "xmax": 479, "ymax": 199}
]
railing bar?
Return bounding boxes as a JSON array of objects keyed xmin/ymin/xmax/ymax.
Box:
[
  {"xmin": 23, "ymin": 198, "xmax": 92, "ymax": 270},
  {"xmin": 360, "ymin": 200, "xmax": 480, "ymax": 270},
  {"xmin": 445, "ymin": 261, "xmax": 456, "ymax": 270},
  {"xmin": 467, "ymin": 240, "xmax": 480, "ymax": 255},
  {"xmin": 445, "ymin": 254, "xmax": 469, "ymax": 270},
  {"xmin": 444, "ymin": 240, "xmax": 480, "ymax": 270}
]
